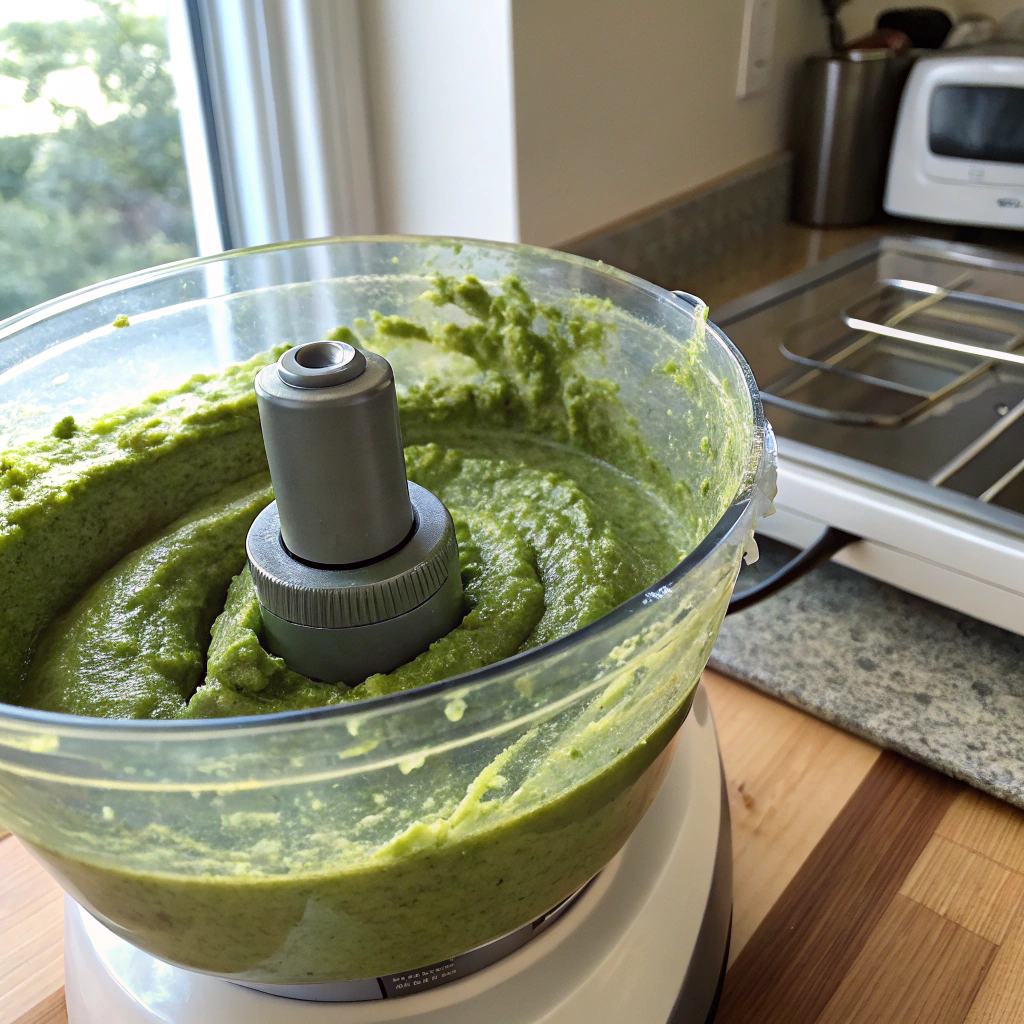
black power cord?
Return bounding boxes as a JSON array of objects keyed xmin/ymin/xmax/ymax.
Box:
[{"xmin": 727, "ymin": 527, "xmax": 860, "ymax": 614}]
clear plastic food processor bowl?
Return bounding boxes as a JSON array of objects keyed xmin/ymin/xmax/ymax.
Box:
[{"xmin": 0, "ymin": 238, "xmax": 774, "ymax": 985}]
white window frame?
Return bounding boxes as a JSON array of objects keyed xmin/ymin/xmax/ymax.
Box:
[{"xmin": 168, "ymin": 0, "xmax": 378, "ymax": 256}]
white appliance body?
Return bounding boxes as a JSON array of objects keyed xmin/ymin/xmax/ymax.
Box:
[
  {"xmin": 885, "ymin": 46, "xmax": 1024, "ymax": 229},
  {"xmin": 63, "ymin": 684, "xmax": 731, "ymax": 1024},
  {"xmin": 761, "ymin": 439, "xmax": 1024, "ymax": 634}
]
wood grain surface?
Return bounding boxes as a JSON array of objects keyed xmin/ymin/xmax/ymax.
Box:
[
  {"xmin": 705, "ymin": 672, "xmax": 879, "ymax": 958},
  {"xmin": 816, "ymin": 895, "xmax": 996, "ymax": 1024},
  {"xmin": 707, "ymin": 670, "xmax": 1024, "ymax": 1024},
  {"xmin": 4, "ymin": 669, "xmax": 1024, "ymax": 1024},
  {"xmin": 0, "ymin": 836, "xmax": 65, "ymax": 1024},
  {"xmin": 714, "ymin": 749, "xmax": 960, "ymax": 1024}
]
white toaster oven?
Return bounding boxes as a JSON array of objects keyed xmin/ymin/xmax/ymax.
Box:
[{"xmin": 886, "ymin": 44, "xmax": 1024, "ymax": 229}]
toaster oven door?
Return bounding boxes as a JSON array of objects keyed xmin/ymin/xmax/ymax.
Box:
[{"xmin": 925, "ymin": 83, "xmax": 1024, "ymax": 187}]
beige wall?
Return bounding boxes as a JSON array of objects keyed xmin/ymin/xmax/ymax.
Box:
[
  {"xmin": 511, "ymin": 0, "xmax": 1023, "ymax": 248},
  {"xmin": 360, "ymin": 0, "xmax": 519, "ymax": 241},
  {"xmin": 511, "ymin": 0, "xmax": 827, "ymax": 247}
]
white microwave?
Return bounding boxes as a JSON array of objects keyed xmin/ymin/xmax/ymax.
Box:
[{"xmin": 885, "ymin": 44, "xmax": 1024, "ymax": 229}]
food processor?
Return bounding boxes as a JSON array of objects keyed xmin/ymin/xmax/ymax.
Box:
[{"xmin": 0, "ymin": 237, "xmax": 775, "ymax": 1024}]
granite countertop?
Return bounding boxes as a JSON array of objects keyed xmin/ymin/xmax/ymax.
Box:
[
  {"xmin": 674, "ymin": 218, "xmax": 1024, "ymax": 809},
  {"xmin": 717, "ymin": 536, "xmax": 1024, "ymax": 808}
]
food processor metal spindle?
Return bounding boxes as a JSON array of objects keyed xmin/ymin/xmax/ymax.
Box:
[{"xmin": 245, "ymin": 341, "xmax": 463, "ymax": 684}]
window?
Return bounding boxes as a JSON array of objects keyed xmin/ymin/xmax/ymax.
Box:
[
  {"xmin": 0, "ymin": 0, "xmax": 197, "ymax": 320},
  {"xmin": 0, "ymin": 0, "xmax": 380, "ymax": 322}
]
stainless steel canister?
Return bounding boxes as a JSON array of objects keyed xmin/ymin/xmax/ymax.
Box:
[{"xmin": 792, "ymin": 50, "xmax": 912, "ymax": 226}]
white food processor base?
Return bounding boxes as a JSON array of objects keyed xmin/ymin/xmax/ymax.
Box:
[{"xmin": 64, "ymin": 683, "xmax": 731, "ymax": 1024}]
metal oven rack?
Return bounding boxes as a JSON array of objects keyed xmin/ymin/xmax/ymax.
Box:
[
  {"xmin": 711, "ymin": 235, "xmax": 1024, "ymax": 635},
  {"xmin": 761, "ymin": 276, "xmax": 1024, "ymax": 513}
]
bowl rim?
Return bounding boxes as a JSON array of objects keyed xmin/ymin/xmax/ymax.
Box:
[{"xmin": 0, "ymin": 234, "xmax": 768, "ymax": 736}]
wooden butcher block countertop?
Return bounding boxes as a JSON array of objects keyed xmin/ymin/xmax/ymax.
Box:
[{"xmin": 5, "ymin": 669, "xmax": 1024, "ymax": 1024}]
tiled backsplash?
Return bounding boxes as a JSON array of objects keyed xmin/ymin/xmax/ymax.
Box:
[{"xmin": 561, "ymin": 153, "xmax": 793, "ymax": 290}]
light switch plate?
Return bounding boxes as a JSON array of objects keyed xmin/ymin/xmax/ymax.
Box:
[{"xmin": 737, "ymin": 0, "xmax": 777, "ymax": 99}]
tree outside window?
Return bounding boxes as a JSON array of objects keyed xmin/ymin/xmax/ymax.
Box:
[{"xmin": 0, "ymin": 0, "xmax": 197, "ymax": 321}]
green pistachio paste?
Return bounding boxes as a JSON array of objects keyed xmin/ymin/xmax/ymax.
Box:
[
  {"xmin": 2, "ymin": 275, "xmax": 706, "ymax": 718},
  {"xmin": 0, "ymin": 273, "xmax": 744, "ymax": 985}
]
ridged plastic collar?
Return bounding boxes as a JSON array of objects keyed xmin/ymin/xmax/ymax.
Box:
[{"xmin": 246, "ymin": 483, "xmax": 458, "ymax": 628}]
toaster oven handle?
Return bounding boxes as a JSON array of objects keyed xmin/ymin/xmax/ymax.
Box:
[{"xmin": 727, "ymin": 526, "xmax": 860, "ymax": 613}]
